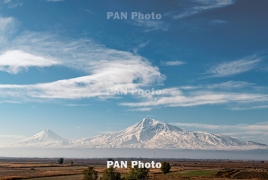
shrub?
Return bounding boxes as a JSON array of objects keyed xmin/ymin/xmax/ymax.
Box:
[
  {"xmin": 57, "ymin": 158, "xmax": 64, "ymax": 164},
  {"xmin": 108, "ymin": 158, "xmax": 115, "ymax": 162},
  {"xmin": 83, "ymin": 166, "xmax": 98, "ymax": 180},
  {"xmin": 125, "ymin": 166, "xmax": 149, "ymax": 180},
  {"xmin": 160, "ymin": 162, "xmax": 171, "ymax": 175},
  {"xmin": 102, "ymin": 167, "xmax": 122, "ymax": 180}
]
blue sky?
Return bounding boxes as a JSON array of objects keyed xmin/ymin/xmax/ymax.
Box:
[{"xmin": 0, "ymin": 0, "xmax": 268, "ymax": 145}]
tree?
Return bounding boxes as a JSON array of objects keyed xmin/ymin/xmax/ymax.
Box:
[
  {"xmin": 57, "ymin": 158, "xmax": 64, "ymax": 164},
  {"xmin": 83, "ymin": 166, "xmax": 98, "ymax": 180},
  {"xmin": 102, "ymin": 167, "xmax": 122, "ymax": 180},
  {"xmin": 125, "ymin": 166, "xmax": 149, "ymax": 180},
  {"xmin": 160, "ymin": 162, "xmax": 171, "ymax": 175},
  {"xmin": 107, "ymin": 158, "xmax": 115, "ymax": 162}
]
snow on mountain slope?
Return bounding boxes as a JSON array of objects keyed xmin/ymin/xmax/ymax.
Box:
[
  {"xmin": 8, "ymin": 129, "xmax": 72, "ymax": 147},
  {"xmin": 6, "ymin": 119, "xmax": 268, "ymax": 150},
  {"xmin": 74, "ymin": 118, "xmax": 268, "ymax": 150}
]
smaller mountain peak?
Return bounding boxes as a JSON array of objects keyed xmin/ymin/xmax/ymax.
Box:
[{"xmin": 41, "ymin": 129, "xmax": 53, "ymax": 134}]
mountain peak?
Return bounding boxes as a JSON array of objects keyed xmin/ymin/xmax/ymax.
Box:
[
  {"xmin": 33, "ymin": 129, "xmax": 68, "ymax": 141},
  {"xmin": 140, "ymin": 118, "xmax": 159, "ymax": 126},
  {"xmin": 42, "ymin": 129, "xmax": 52, "ymax": 133},
  {"xmin": 8, "ymin": 129, "xmax": 72, "ymax": 147},
  {"xmin": 139, "ymin": 118, "xmax": 182, "ymax": 132}
]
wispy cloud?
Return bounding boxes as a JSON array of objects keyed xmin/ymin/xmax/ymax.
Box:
[
  {"xmin": 0, "ymin": 59, "xmax": 163, "ymax": 99},
  {"xmin": 210, "ymin": 19, "xmax": 228, "ymax": 24},
  {"xmin": 85, "ymin": 9, "xmax": 94, "ymax": 14},
  {"xmin": 262, "ymin": 67, "xmax": 268, "ymax": 72},
  {"xmin": 120, "ymin": 87, "xmax": 268, "ymax": 109},
  {"xmin": 46, "ymin": 0, "xmax": 64, "ymax": 2},
  {"xmin": 168, "ymin": 0, "xmax": 235, "ymax": 19},
  {"xmin": 171, "ymin": 121, "xmax": 268, "ymax": 143},
  {"xmin": 0, "ymin": 17, "xmax": 15, "ymax": 34},
  {"xmin": 206, "ymin": 59, "xmax": 261, "ymax": 77},
  {"xmin": 128, "ymin": 108, "xmax": 152, "ymax": 112},
  {"xmin": 173, "ymin": 122, "xmax": 268, "ymax": 131},
  {"xmin": 0, "ymin": 14, "xmax": 165, "ymax": 102},
  {"xmin": 65, "ymin": 104, "xmax": 91, "ymax": 107},
  {"xmin": 207, "ymin": 81, "xmax": 254, "ymax": 89},
  {"xmin": 230, "ymin": 105, "xmax": 268, "ymax": 111},
  {"xmin": 0, "ymin": 31, "xmax": 164, "ymax": 100},
  {"xmin": 0, "ymin": 134, "xmax": 25, "ymax": 138},
  {"xmin": 133, "ymin": 41, "xmax": 149, "ymax": 54},
  {"xmin": 130, "ymin": 19, "xmax": 169, "ymax": 32},
  {"xmin": 161, "ymin": 61, "xmax": 185, "ymax": 66}
]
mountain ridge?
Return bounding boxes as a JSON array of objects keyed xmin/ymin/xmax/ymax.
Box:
[{"xmin": 6, "ymin": 118, "xmax": 268, "ymax": 150}]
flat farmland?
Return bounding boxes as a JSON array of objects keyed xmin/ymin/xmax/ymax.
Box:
[{"xmin": 0, "ymin": 158, "xmax": 267, "ymax": 180}]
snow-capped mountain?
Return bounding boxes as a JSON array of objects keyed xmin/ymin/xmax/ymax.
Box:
[
  {"xmin": 8, "ymin": 129, "xmax": 73, "ymax": 147},
  {"xmin": 74, "ymin": 118, "xmax": 268, "ymax": 150},
  {"xmin": 7, "ymin": 119, "xmax": 268, "ymax": 150}
]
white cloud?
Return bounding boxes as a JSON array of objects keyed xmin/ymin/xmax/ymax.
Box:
[
  {"xmin": 169, "ymin": 0, "xmax": 235, "ymax": 19},
  {"xmin": 161, "ymin": 61, "xmax": 185, "ymax": 66},
  {"xmin": 0, "ymin": 50, "xmax": 58, "ymax": 74},
  {"xmin": 206, "ymin": 59, "xmax": 261, "ymax": 77}
]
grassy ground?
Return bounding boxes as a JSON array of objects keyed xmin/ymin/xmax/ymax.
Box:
[
  {"xmin": 23, "ymin": 174, "xmax": 84, "ymax": 180},
  {"xmin": 168, "ymin": 169, "xmax": 218, "ymax": 177}
]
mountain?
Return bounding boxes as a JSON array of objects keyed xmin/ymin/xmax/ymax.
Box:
[
  {"xmin": 74, "ymin": 118, "xmax": 268, "ymax": 150},
  {"xmin": 6, "ymin": 119, "xmax": 268, "ymax": 150},
  {"xmin": 8, "ymin": 129, "xmax": 72, "ymax": 147}
]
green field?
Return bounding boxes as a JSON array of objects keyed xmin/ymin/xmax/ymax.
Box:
[
  {"xmin": 169, "ymin": 169, "xmax": 218, "ymax": 177},
  {"xmin": 25, "ymin": 174, "xmax": 83, "ymax": 180}
]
